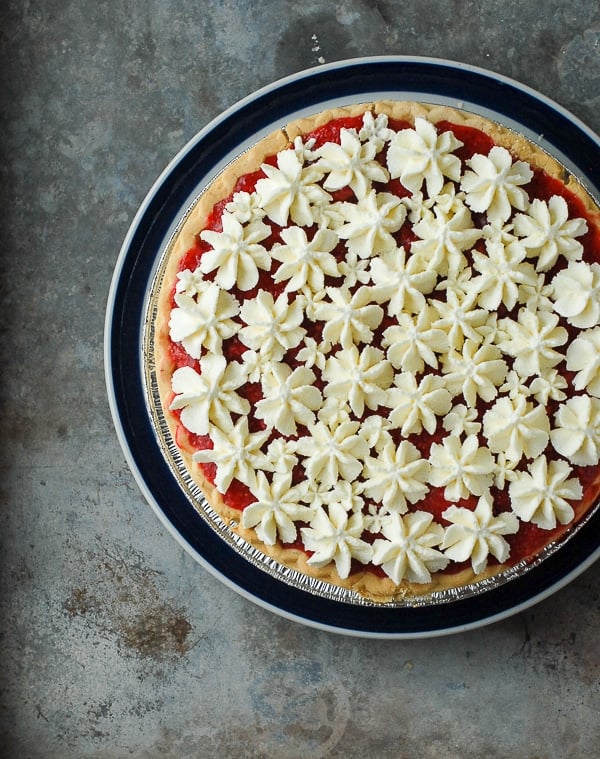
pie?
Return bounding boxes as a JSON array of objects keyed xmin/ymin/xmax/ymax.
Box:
[{"xmin": 153, "ymin": 101, "xmax": 600, "ymax": 603}]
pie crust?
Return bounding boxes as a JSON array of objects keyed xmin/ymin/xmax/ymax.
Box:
[{"xmin": 153, "ymin": 101, "xmax": 600, "ymax": 603}]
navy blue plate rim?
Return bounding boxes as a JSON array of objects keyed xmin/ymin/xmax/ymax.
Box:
[{"xmin": 105, "ymin": 56, "xmax": 600, "ymax": 638}]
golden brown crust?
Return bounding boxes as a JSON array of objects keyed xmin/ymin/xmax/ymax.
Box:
[{"xmin": 153, "ymin": 101, "xmax": 600, "ymax": 604}]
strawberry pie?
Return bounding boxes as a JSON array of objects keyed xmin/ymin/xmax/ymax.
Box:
[{"xmin": 153, "ymin": 101, "xmax": 600, "ymax": 602}]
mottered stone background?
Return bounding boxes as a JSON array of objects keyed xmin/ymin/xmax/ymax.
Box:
[{"xmin": 1, "ymin": 1, "xmax": 599, "ymax": 756}]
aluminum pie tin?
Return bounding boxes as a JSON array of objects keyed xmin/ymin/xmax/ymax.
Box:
[{"xmin": 141, "ymin": 160, "xmax": 600, "ymax": 610}]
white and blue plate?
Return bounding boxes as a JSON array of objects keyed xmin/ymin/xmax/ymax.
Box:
[{"xmin": 105, "ymin": 57, "xmax": 600, "ymax": 638}]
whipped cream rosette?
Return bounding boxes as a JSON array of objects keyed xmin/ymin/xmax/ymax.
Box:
[{"xmin": 153, "ymin": 101, "xmax": 600, "ymax": 602}]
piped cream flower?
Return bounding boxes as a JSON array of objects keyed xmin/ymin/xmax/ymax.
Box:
[
  {"xmin": 296, "ymin": 420, "xmax": 369, "ymax": 488},
  {"xmin": 362, "ymin": 440, "xmax": 431, "ymax": 513},
  {"xmin": 169, "ymin": 355, "xmax": 249, "ymax": 436},
  {"xmin": 517, "ymin": 272, "xmax": 554, "ymax": 312},
  {"xmin": 323, "ymin": 345, "xmax": 394, "ymax": 416},
  {"xmin": 260, "ymin": 437, "xmax": 299, "ymax": 475},
  {"xmin": 529, "ymin": 369, "xmax": 568, "ymax": 405},
  {"xmin": 335, "ymin": 189, "xmax": 407, "ymax": 258},
  {"xmin": 243, "ymin": 472, "xmax": 313, "ymax": 545},
  {"xmin": 312, "ymin": 286, "xmax": 384, "ymax": 349},
  {"xmin": 513, "ymin": 195, "xmax": 587, "ymax": 271},
  {"xmin": 272, "ymin": 226, "xmax": 340, "ymax": 293},
  {"xmin": 169, "ymin": 285, "xmax": 239, "ymax": 358},
  {"xmin": 369, "ymin": 246, "xmax": 437, "ymax": 316},
  {"xmin": 441, "ymin": 493, "xmax": 519, "ymax": 574},
  {"xmin": 239, "ymin": 348, "xmax": 276, "ymax": 384},
  {"xmin": 387, "ymin": 373, "xmax": 452, "ymax": 436},
  {"xmin": 358, "ymin": 110, "xmax": 393, "ymax": 152},
  {"xmin": 496, "ymin": 308, "xmax": 568, "ymax": 378},
  {"xmin": 314, "ymin": 127, "xmax": 389, "ymax": 197},
  {"xmin": 411, "ymin": 202, "xmax": 481, "ymax": 277},
  {"xmin": 428, "ymin": 434, "xmax": 495, "ymax": 502},
  {"xmin": 358, "ymin": 414, "xmax": 393, "ymax": 452},
  {"xmin": 441, "ymin": 339, "xmax": 508, "ymax": 408},
  {"xmin": 483, "ymin": 394, "xmax": 550, "ymax": 463},
  {"xmin": 467, "ymin": 239, "xmax": 537, "ymax": 311},
  {"xmin": 225, "ymin": 190, "xmax": 267, "ymax": 224},
  {"xmin": 301, "ymin": 502, "xmax": 373, "ymax": 579},
  {"xmin": 382, "ymin": 307, "xmax": 448, "ymax": 373},
  {"xmin": 566, "ymin": 327, "xmax": 600, "ymax": 397},
  {"xmin": 256, "ymin": 363, "xmax": 322, "ymax": 435},
  {"xmin": 255, "ymin": 148, "xmax": 330, "ymax": 226},
  {"xmin": 460, "ymin": 146, "xmax": 533, "ymax": 225},
  {"xmin": 551, "ymin": 260, "xmax": 600, "ymax": 329},
  {"xmin": 175, "ymin": 268, "xmax": 209, "ymax": 297},
  {"xmin": 550, "ymin": 394, "xmax": 600, "ymax": 466},
  {"xmin": 239, "ymin": 290, "xmax": 306, "ymax": 360},
  {"xmin": 442, "ymin": 403, "xmax": 482, "ymax": 437},
  {"xmin": 191, "ymin": 416, "xmax": 269, "ymax": 493},
  {"xmin": 295, "ymin": 336, "xmax": 329, "ymax": 371},
  {"xmin": 508, "ymin": 456, "xmax": 582, "ymax": 530},
  {"xmin": 371, "ymin": 512, "xmax": 448, "ymax": 584},
  {"xmin": 431, "ymin": 287, "xmax": 490, "ymax": 350},
  {"xmin": 387, "ymin": 117, "xmax": 463, "ymax": 197},
  {"xmin": 337, "ymin": 249, "xmax": 372, "ymax": 288},
  {"xmin": 199, "ymin": 212, "xmax": 271, "ymax": 290}
]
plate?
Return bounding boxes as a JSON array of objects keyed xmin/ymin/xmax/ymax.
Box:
[{"xmin": 105, "ymin": 56, "xmax": 600, "ymax": 638}]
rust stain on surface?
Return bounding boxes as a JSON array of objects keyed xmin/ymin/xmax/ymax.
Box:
[
  {"xmin": 120, "ymin": 604, "xmax": 192, "ymax": 659},
  {"xmin": 62, "ymin": 539, "xmax": 194, "ymax": 662}
]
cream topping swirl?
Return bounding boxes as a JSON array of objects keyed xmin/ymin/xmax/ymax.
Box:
[
  {"xmin": 255, "ymin": 148, "xmax": 330, "ymax": 226},
  {"xmin": 513, "ymin": 195, "xmax": 587, "ymax": 271},
  {"xmin": 382, "ymin": 306, "xmax": 448, "ymax": 373},
  {"xmin": 322, "ymin": 345, "xmax": 394, "ymax": 416},
  {"xmin": 169, "ymin": 355, "xmax": 249, "ymax": 436},
  {"xmin": 239, "ymin": 290, "xmax": 306, "ymax": 361},
  {"xmin": 442, "ymin": 403, "xmax": 482, "ymax": 437},
  {"xmin": 362, "ymin": 440, "xmax": 431, "ymax": 513},
  {"xmin": 314, "ymin": 127, "xmax": 389, "ymax": 198},
  {"xmin": 175, "ymin": 267, "xmax": 209, "ymax": 297},
  {"xmin": 428, "ymin": 434, "xmax": 495, "ymax": 502},
  {"xmin": 387, "ymin": 373, "xmax": 452, "ymax": 436},
  {"xmin": 550, "ymin": 394, "xmax": 600, "ymax": 466},
  {"xmin": 271, "ymin": 225, "xmax": 340, "ymax": 293},
  {"xmin": 551, "ymin": 260, "xmax": 600, "ymax": 329},
  {"xmin": 483, "ymin": 394, "xmax": 550, "ymax": 462},
  {"xmin": 386, "ymin": 117, "xmax": 463, "ymax": 197},
  {"xmin": 566, "ymin": 327, "xmax": 600, "ymax": 397},
  {"xmin": 192, "ymin": 416, "xmax": 269, "ymax": 493},
  {"xmin": 169, "ymin": 285, "xmax": 239, "ymax": 358},
  {"xmin": 431, "ymin": 288, "xmax": 490, "ymax": 350},
  {"xmin": 460, "ymin": 146, "xmax": 533, "ymax": 225},
  {"xmin": 295, "ymin": 420, "xmax": 369, "ymax": 488},
  {"xmin": 300, "ymin": 502, "xmax": 373, "ymax": 579},
  {"xmin": 508, "ymin": 456, "xmax": 582, "ymax": 530},
  {"xmin": 372, "ymin": 512, "xmax": 448, "ymax": 584},
  {"xmin": 441, "ymin": 493, "xmax": 519, "ymax": 574},
  {"xmin": 312, "ymin": 285, "xmax": 384, "ymax": 349},
  {"xmin": 334, "ymin": 189, "xmax": 407, "ymax": 258},
  {"xmin": 255, "ymin": 363, "xmax": 322, "ymax": 435},
  {"xmin": 225, "ymin": 190, "xmax": 267, "ymax": 224},
  {"xmin": 199, "ymin": 212, "xmax": 271, "ymax": 290},
  {"xmin": 466, "ymin": 239, "xmax": 537, "ymax": 311},
  {"xmin": 242, "ymin": 471, "xmax": 313, "ymax": 545},
  {"xmin": 369, "ymin": 246, "xmax": 437, "ymax": 316},
  {"xmin": 441, "ymin": 339, "xmax": 508, "ymax": 408},
  {"xmin": 358, "ymin": 110, "xmax": 394, "ymax": 152},
  {"xmin": 495, "ymin": 308, "xmax": 568, "ymax": 378},
  {"xmin": 411, "ymin": 201, "xmax": 481, "ymax": 277}
]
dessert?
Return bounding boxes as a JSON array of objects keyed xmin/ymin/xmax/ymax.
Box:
[{"xmin": 153, "ymin": 101, "xmax": 600, "ymax": 602}]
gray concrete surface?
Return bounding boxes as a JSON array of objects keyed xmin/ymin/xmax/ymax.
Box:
[{"xmin": 1, "ymin": 1, "xmax": 599, "ymax": 756}]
